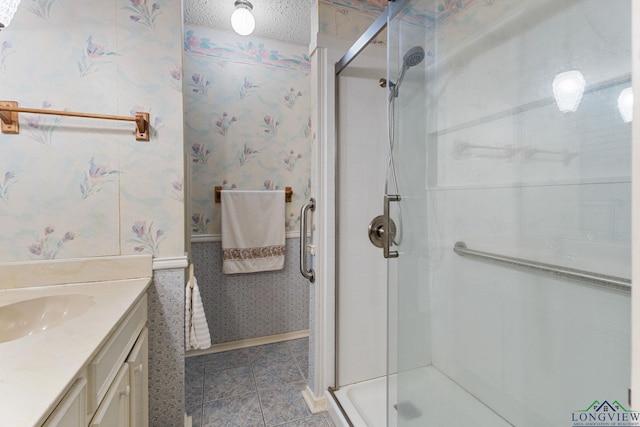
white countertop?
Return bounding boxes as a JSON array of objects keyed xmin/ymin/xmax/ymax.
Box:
[{"xmin": 0, "ymin": 256, "xmax": 152, "ymax": 427}]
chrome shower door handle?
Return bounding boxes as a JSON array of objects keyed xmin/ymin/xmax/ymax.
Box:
[
  {"xmin": 300, "ymin": 198, "xmax": 316, "ymax": 283},
  {"xmin": 384, "ymin": 194, "xmax": 401, "ymax": 258}
]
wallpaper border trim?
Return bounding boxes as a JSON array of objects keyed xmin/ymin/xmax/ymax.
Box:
[{"xmin": 184, "ymin": 25, "xmax": 311, "ymax": 72}]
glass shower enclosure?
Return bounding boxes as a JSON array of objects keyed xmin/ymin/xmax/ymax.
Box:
[{"xmin": 387, "ymin": 0, "xmax": 632, "ymax": 426}]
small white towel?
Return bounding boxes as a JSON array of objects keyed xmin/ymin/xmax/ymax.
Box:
[
  {"xmin": 185, "ymin": 269, "xmax": 211, "ymax": 351},
  {"xmin": 221, "ymin": 190, "xmax": 285, "ymax": 274}
]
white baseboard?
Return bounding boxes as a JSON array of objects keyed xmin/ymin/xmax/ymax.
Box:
[
  {"xmin": 185, "ymin": 330, "xmax": 309, "ymax": 357},
  {"xmin": 302, "ymin": 386, "xmax": 327, "ymax": 414}
]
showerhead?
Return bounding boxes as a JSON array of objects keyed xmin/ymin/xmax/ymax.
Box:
[
  {"xmin": 403, "ymin": 46, "xmax": 425, "ymax": 69},
  {"xmin": 392, "ymin": 46, "xmax": 425, "ymax": 98}
]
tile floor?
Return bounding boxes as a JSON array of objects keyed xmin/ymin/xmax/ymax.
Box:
[{"xmin": 185, "ymin": 338, "xmax": 335, "ymax": 427}]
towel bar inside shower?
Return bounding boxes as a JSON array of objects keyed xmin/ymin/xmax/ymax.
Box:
[
  {"xmin": 214, "ymin": 187, "xmax": 293, "ymax": 203},
  {"xmin": 453, "ymin": 241, "xmax": 631, "ymax": 293}
]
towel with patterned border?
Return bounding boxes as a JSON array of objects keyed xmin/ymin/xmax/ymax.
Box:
[{"xmin": 221, "ymin": 190, "xmax": 285, "ymax": 274}]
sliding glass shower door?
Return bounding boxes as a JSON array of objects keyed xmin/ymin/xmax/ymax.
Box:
[{"xmin": 388, "ymin": 1, "xmax": 632, "ymax": 426}]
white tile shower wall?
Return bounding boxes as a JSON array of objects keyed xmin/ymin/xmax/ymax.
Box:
[
  {"xmin": 392, "ymin": 29, "xmax": 433, "ymax": 374},
  {"xmin": 425, "ymin": 1, "xmax": 632, "ymax": 426},
  {"xmin": 191, "ymin": 239, "xmax": 309, "ymax": 344},
  {"xmin": 337, "ymin": 67, "xmax": 388, "ymax": 387},
  {"xmin": 386, "ymin": 3, "xmax": 435, "ymax": 378}
]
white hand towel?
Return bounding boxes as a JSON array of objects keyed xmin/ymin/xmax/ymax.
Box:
[
  {"xmin": 184, "ymin": 282, "xmax": 191, "ymax": 350},
  {"xmin": 185, "ymin": 275, "xmax": 211, "ymax": 350},
  {"xmin": 221, "ymin": 190, "xmax": 285, "ymax": 274}
]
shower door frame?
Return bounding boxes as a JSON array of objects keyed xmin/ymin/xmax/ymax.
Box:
[
  {"xmin": 332, "ymin": 8, "xmax": 388, "ymax": 396},
  {"xmin": 331, "ymin": 1, "xmax": 418, "ymax": 400},
  {"xmin": 327, "ymin": 3, "xmax": 419, "ymax": 425}
]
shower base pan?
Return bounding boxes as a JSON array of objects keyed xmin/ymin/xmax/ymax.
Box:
[{"xmin": 330, "ymin": 366, "xmax": 512, "ymax": 427}]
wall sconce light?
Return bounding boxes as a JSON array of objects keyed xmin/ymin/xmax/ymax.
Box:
[
  {"xmin": 552, "ymin": 70, "xmax": 586, "ymax": 113},
  {"xmin": 231, "ymin": 0, "xmax": 255, "ymax": 36},
  {"xmin": 617, "ymin": 87, "xmax": 633, "ymax": 123},
  {"xmin": 0, "ymin": 0, "xmax": 21, "ymax": 30}
]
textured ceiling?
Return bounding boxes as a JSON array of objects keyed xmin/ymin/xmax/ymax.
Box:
[{"xmin": 184, "ymin": 0, "xmax": 311, "ymax": 46}]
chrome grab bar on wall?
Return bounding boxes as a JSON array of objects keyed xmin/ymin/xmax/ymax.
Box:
[
  {"xmin": 453, "ymin": 241, "xmax": 631, "ymax": 293},
  {"xmin": 300, "ymin": 198, "xmax": 316, "ymax": 283}
]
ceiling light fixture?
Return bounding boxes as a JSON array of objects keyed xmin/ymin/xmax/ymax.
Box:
[
  {"xmin": 0, "ymin": 0, "xmax": 21, "ymax": 30},
  {"xmin": 231, "ymin": 0, "xmax": 255, "ymax": 36}
]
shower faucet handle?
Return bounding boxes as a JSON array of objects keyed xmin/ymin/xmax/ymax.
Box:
[{"xmin": 383, "ymin": 194, "xmax": 401, "ymax": 258}]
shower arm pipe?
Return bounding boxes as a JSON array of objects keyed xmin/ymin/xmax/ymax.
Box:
[
  {"xmin": 453, "ymin": 241, "xmax": 631, "ymax": 293},
  {"xmin": 0, "ymin": 100, "xmax": 150, "ymax": 141}
]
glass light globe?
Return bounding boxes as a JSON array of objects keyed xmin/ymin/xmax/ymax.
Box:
[
  {"xmin": 231, "ymin": 5, "xmax": 255, "ymax": 36},
  {"xmin": 552, "ymin": 70, "xmax": 586, "ymax": 113},
  {"xmin": 617, "ymin": 87, "xmax": 633, "ymax": 123}
]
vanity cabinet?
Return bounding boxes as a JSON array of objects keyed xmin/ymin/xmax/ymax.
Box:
[
  {"xmin": 127, "ymin": 327, "xmax": 149, "ymax": 427},
  {"xmin": 42, "ymin": 379, "xmax": 87, "ymax": 427},
  {"xmin": 89, "ymin": 364, "xmax": 130, "ymax": 427},
  {"xmin": 41, "ymin": 295, "xmax": 148, "ymax": 427}
]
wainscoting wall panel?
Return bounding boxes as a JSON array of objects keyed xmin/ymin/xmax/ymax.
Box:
[{"xmin": 192, "ymin": 238, "xmax": 309, "ymax": 344}]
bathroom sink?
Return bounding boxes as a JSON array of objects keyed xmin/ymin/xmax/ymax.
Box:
[{"xmin": 0, "ymin": 294, "xmax": 95, "ymax": 343}]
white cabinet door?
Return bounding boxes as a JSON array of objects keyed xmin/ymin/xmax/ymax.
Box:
[
  {"xmin": 89, "ymin": 364, "xmax": 130, "ymax": 427},
  {"xmin": 42, "ymin": 378, "xmax": 87, "ymax": 427},
  {"xmin": 127, "ymin": 327, "xmax": 148, "ymax": 427}
]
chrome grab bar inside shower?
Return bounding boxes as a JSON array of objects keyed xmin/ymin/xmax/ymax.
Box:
[
  {"xmin": 453, "ymin": 241, "xmax": 631, "ymax": 293},
  {"xmin": 300, "ymin": 198, "xmax": 316, "ymax": 283}
]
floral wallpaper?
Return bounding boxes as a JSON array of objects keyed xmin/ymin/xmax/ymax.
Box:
[
  {"xmin": 0, "ymin": 0, "xmax": 185, "ymax": 261},
  {"xmin": 184, "ymin": 26, "xmax": 312, "ymax": 236}
]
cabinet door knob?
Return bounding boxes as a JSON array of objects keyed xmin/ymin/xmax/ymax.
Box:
[
  {"xmin": 121, "ymin": 385, "xmax": 131, "ymax": 397},
  {"xmin": 135, "ymin": 363, "xmax": 143, "ymax": 373}
]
